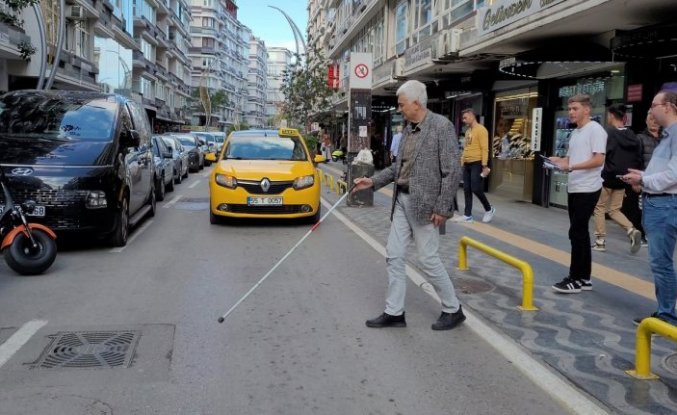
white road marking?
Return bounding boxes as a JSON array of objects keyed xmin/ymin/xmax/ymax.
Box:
[
  {"xmin": 189, "ymin": 180, "xmax": 201, "ymax": 189},
  {"xmin": 162, "ymin": 194, "xmax": 182, "ymax": 208},
  {"xmin": 202, "ymin": 170, "xmax": 211, "ymax": 178},
  {"xmin": 320, "ymin": 198, "xmax": 609, "ymax": 415},
  {"xmin": 0, "ymin": 319, "xmax": 47, "ymax": 369},
  {"xmin": 110, "ymin": 219, "xmax": 154, "ymax": 253}
]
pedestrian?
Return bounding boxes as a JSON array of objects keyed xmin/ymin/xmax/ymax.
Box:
[
  {"xmin": 390, "ymin": 124, "xmax": 403, "ymax": 163},
  {"xmin": 629, "ymin": 111, "xmax": 663, "ymax": 246},
  {"xmin": 351, "ymin": 79, "xmax": 465, "ymax": 331},
  {"xmin": 622, "ymin": 90, "xmax": 677, "ymax": 325},
  {"xmin": 548, "ymin": 94, "xmax": 607, "ymax": 294},
  {"xmin": 591, "ymin": 104, "xmax": 643, "ymax": 253},
  {"xmin": 321, "ymin": 132, "xmax": 332, "ymax": 161},
  {"xmin": 453, "ymin": 108, "xmax": 496, "ymax": 223}
]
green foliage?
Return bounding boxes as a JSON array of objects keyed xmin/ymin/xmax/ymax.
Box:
[
  {"xmin": 279, "ymin": 43, "xmax": 334, "ymax": 132},
  {"xmin": 17, "ymin": 40, "xmax": 35, "ymax": 61},
  {"xmin": 1, "ymin": 0, "xmax": 39, "ymax": 60}
]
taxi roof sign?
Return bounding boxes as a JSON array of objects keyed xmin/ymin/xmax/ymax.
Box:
[{"xmin": 278, "ymin": 128, "xmax": 299, "ymax": 137}]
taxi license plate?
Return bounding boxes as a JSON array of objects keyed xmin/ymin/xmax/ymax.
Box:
[
  {"xmin": 0, "ymin": 205, "xmax": 46, "ymax": 217},
  {"xmin": 247, "ymin": 196, "xmax": 283, "ymax": 206}
]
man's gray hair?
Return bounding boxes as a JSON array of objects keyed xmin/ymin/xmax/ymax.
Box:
[{"xmin": 396, "ymin": 80, "xmax": 428, "ymax": 107}]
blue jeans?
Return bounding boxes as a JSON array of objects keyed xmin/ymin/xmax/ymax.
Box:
[
  {"xmin": 642, "ymin": 194, "xmax": 677, "ymax": 324},
  {"xmin": 384, "ymin": 192, "xmax": 460, "ymax": 316}
]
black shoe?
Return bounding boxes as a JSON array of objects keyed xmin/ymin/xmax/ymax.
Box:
[
  {"xmin": 431, "ymin": 306, "xmax": 466, "ymax": 331},
  {"xmin": 633, "ymin": 312, "xmax": 664, "ymax": 326},
  {"xmin": 366, "ymin": 312, "xmax": 406, "ymax": 328}
]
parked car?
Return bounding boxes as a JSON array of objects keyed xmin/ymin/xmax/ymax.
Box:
[
  {"xmin": 211, "ymin": 132, "xmax": 226, "ymax": 152},
  {"xmin": 167, "ymin": 133, "xmax": 203, "ymax": 172},
  {"xmin": 208, "ymin": 128, "xmax": 324, "ymax": 224},
  {"xmin": 151, "ymin": 135, "xmax": 175, "ymax": 199},
  {"xmin": 0, "ymin": 90, "xmax": 156, "ymax": 246},
  {"xmin": 192, "ymin": 131, "xmax": 217, "ymax": 166},
  {"xmin": 161, "ymin": 135, "xmax": 189, "ymax": 183}
]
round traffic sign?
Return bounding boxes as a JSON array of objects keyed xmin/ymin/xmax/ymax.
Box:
[{"xmin": 355, "ymin": 64, "xmax": 369, "ymax": 79}]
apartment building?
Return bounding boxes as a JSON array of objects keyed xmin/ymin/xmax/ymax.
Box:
[
  {"xmin": 307, "ymin": 0, "xmax": 677, "ymax": 209},
  {"xmin": 188, "ymin": 0, "xmax": 248, "ymax": 129},
  {"xmin": 245, "ymin": 33, "xmax": 267, "ymax": 129},
  {"xmin": 265, "ymin": 47, "xmax": 293, "ymax": 125},
  {"xmin": 0, "ymin": 0, "xmax": 192, "ymax": 130}
]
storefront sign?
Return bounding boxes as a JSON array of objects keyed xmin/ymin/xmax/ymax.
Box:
[
  {"xmin": 627, "ymin": 84, "xmax": 642, "ymax": 102},
  {"xmin": 558, "ymin": 80, "xmax": 606, "ymax": 98},
  {"xmin": 531, "ymin": 107, "xmax": 543, "ymax": 152},
  {"xmin": 404, "ymin": 39, "xmax": 433, "ymax": 71},
  {"xmin": 477, "ymin": 0, "xmax": 566, "ymax": 37}
]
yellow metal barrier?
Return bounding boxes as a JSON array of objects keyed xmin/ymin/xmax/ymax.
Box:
[
  {"xmin": 336, "ymin": 180, "xmax": 347, "ymax": 194},
  {"xmin": 458, "ymin": 236, "xmax": 538, "ymax": 311},
  {"xmin": 626, "ymin": 317, "xmax": 677, "ymax": 380}
]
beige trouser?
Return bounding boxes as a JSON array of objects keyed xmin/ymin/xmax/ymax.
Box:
[{"xmin": 593, "ymin": 187, "xmax": 633, "ymax": 238}]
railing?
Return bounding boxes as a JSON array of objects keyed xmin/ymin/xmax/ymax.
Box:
[
  {"xmin": 626, "ymin": 317, "xmax": 677, "ymax": 380},
  {"xmin": 458, "ymin": 236, "xmax": 538, "ymax": 311}
]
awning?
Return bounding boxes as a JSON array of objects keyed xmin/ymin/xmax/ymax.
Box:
[
  {"xmin": 498, "ymin": 40, "xmax": 616, "ymax": 79},
  {"xmin": 611, "ymin": 22, "xmax": 677, "ymax": 59}
]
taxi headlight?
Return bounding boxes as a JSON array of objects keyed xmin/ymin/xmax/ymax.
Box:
[
  {"xmin": 293, "ymin": 175, "xmax": 314, "ymax": 190},
  {"xmin": 215, "ymin": 173, "xmax": 237, "ymax": 189}
]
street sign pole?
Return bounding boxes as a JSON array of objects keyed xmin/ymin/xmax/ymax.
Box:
[{"xmin": 347, "ymin": 53, "xmax": 373, "ymax": 207}]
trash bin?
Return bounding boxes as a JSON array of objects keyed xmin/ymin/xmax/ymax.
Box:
[{"xmin": 347, "ymin": 162, "xmax": 374, "ymax": 206}]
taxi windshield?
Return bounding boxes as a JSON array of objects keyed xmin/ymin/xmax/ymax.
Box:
[{"xmin": 225, "ymin": 135, "xmax": 307, "ymax": 161}]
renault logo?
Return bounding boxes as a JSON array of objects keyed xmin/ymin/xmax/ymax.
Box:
[
  {"xmin": 11, "ymin": 167, "xmax": 33, "ymax": 176},
  {"xmin": 260, "ymin": 178, "xmax": 271, "ymax": 193}
]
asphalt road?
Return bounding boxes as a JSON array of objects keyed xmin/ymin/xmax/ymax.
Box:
[{"xmin": 0, "ymin": 169, "xmax": 574, "ymax": 415}]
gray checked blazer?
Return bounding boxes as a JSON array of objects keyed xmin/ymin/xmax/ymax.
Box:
[{"xmin": 371, "ymin": 110, "xmax": 461, "ymax": 225}]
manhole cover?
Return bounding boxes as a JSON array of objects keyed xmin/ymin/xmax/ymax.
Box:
[
  {"xmin": 455, "ymin": 277, "xmax": 494, "ymax": 294},
  {"xmin": 32, "ymin": 330, "xmax": 140, "ymax": 369},
  {"xmin": 662, "ymin": 353, "xmax": 677, "ymax": 375}
]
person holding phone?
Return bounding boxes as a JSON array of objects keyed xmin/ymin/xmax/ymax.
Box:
[{"xmin": 547, "ymin": 94, "xmax": 607, "ymax": 294}]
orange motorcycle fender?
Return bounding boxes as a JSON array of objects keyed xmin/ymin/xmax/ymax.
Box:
[{"xmin": 1, "ymin": 224, "xmax": 57, "ymax": 250}]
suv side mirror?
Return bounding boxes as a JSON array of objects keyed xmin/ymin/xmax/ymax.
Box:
[{"xmin": 123, "ymin": 130, "xmax": 141, "ymax": 147}]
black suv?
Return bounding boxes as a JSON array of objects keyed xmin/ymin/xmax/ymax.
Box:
[{"xmin": 0, "ymin": 90, "xmax": 156, "ymax": 246}]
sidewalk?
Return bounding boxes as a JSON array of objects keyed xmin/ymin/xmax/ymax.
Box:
[{"xmin": 319, "ymin": 162, "xmax": 677, "ymax": 415}]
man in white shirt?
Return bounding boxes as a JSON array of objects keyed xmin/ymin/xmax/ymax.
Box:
[{"xmin": 548, "ymin": 94, "xmax": 607, "ymax": 293}]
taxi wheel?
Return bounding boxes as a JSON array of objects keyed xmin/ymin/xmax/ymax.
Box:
[
  {"xmin": 209, "ymin": 208, "xmax": 222, "ymax": 225},
  {"xmin": 307, "ymin": 207, "xmax": 321, "ymax": 224}
]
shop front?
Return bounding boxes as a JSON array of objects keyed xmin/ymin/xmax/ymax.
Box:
[
  {"xmin": 548, "ymin": 69, "xmax": 626, "ymax": 208},
  {"xmin": 488, "ymin": 85, "xmax": 538, "ymax": 202}
]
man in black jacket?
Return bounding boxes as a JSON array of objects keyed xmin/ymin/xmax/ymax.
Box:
[{"xmin": 592, "ymin": 104, "xmax": 643, "ymax": 253}]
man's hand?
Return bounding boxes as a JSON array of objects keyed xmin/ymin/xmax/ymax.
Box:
[
  {"xmin": 430, "ymin": 213, "xmax": 446, "ymax": 227},
  {"xmin": 352, "ymin": 177, "xmax": 373, "ymax": 194},
  {"xmin": 548, "ymin": 156, "xmax": 569, "ymax": 172},
  {"xmin": 481, "ymin": 166, "xmax": 491, "ymax": 177},
  {"xmin": 622, "ymin": 168, "xmax": 643, "ymax": 186}
]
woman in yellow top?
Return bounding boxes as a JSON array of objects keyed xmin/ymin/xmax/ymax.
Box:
[{"xmin": 454, "ymin": 108, "xmax": 495, "ymax": 223}]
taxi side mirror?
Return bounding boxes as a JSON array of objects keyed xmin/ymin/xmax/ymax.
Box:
[
  {"xmin": 314, "ymin": 155, "xmax": 326, "ymax": 164},
  {"xmin": 205, "ymin": 152, "xmax": 217, "ymax": 162}
]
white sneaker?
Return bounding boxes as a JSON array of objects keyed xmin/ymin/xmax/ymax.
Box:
[
  {"xmin": 628, "ymin": 228, "xmax": 641, "ymax": 254},
  {"xmin": 482, "ymin": 207, "xmax": 496, "ymax": 223},
  {"xmin": 452, "ymin": 215, "xmax": 474, "ymax": 223}
]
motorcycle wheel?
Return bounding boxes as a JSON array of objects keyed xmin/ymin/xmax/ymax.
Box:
[{"xmin": 4, "ymin": 229, "xmax": 57, "ymax": 275}]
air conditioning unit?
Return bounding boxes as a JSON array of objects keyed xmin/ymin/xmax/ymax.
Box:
[
  {"xmin": 67, "ymin": 5, "xmax": 85, "ymax": 20},
  {"xmin": 392, "ymin": 57, "xmax": 405, "ymax": 80},
  {"xmin": 435, "ymin": 29, "xmax": 462, "ymax": 58}
]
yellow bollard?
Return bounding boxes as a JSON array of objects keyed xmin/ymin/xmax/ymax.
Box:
[
  {"xmin": 457, "ymin": 236, "xmax": 537, "ymax": 311},
  {"xmin": 626, "ymin": 317, "xmax": 677, "ymax": 380}
]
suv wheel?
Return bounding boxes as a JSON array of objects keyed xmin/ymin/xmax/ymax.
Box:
[
  {"xmin": 156, "ymin": 174, "xmax": 166, "ymax": 201},
  {"xmin": 110, "ymin": 195, "xmax": 129, "ymax": 247},
  {"xmin": 175, "ymin": 167, "xmax": 182, "ymax": 184},
  {"xmin": 148, "ymin": 181, "xmax": 156, "ymax": 217}
]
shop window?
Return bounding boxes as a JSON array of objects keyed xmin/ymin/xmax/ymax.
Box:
[{"xmin": 493, "ymin": 89, "xmax": 539, "ymax": 160}]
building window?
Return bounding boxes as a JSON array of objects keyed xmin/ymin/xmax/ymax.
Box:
[
  {"xmin": 395, "ymin": 1, "xmax": 408, "ymax": 55},
  {"xmin": 441, "ymin": 0, "xmax": 476, "ymax": 27},
  {"xmin": 202, "ymin": 17, "xmax": 215, "ymax": 28},
  {"xmin": 202, "ymin": 38, "xmax": 215, "ymax": 48},
  {"xmin": 413, "ymin": 0, "xmax": 433, "ymax": 42}
]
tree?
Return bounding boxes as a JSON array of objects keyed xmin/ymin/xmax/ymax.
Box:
[{"xmin": 279, "ymin": 43, "xmax": 334, "ymax": 132}]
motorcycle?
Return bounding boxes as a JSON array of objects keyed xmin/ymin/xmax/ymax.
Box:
[
  {"xmin": 331, "ymin": 148, "xmax": 347, "ymax": 163},
  {"xmin": 0, "ymin": 167, "xmax": 57, "ymax": 275}
]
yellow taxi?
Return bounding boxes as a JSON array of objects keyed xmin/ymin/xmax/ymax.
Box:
[{"xmin": 207, "ymin": 128, "xmax": 325, "ymax": 223}]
